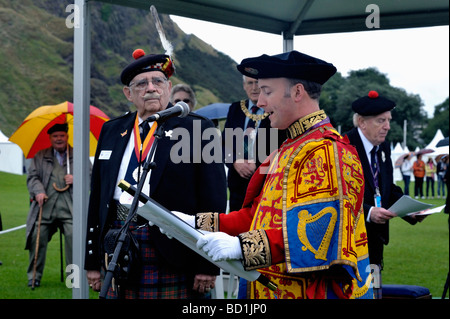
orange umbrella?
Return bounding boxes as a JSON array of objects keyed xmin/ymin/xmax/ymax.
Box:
[{"xmin": 9, "ymin": 101, "xmax": 109, "ymax": 159}]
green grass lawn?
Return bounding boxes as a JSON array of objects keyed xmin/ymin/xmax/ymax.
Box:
[
  {"xmin": 0, "ymin": 172, "xmax": 92, "ymax": 299},
  {"xmin": 382, "ymin": 181, "xmax": 449, "ymax": 298},
  {"xmin": 0, "ymin": 171, "xmax": 448, "ymax": 299}
]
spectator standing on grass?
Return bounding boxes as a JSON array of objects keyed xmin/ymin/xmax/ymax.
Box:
[
  {"xmin": 25, "ymin": 123, "xmax": 73, "ymax": 288},
  {"xmin": 401, "ymin": 153, "xmax": 413, "ymax": 195},
  {"xmin": 437, "ymin": 155, "xmax": 447, "ymax": 199},
  {"xmin": 425, "ymin": 157, "xmax": 436, "ymax": 199},
  {"xmin": 413, "ymin": 154, "xmax": 426, "ymax": 199}
]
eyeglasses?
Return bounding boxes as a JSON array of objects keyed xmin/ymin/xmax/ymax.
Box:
[
  {"xmin": 129, "ymin": 77, "xmax": 167, "ymax": 90},
  {"xmin": 174, "ymin": 98, "xmax": 191, "ymax": 104}
]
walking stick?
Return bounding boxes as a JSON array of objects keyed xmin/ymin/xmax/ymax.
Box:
[{"xmin": 31, "ymin": 205, "xmax": 43, "ymax": 290}]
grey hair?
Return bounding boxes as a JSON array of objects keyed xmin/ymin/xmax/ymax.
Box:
[
  {"xmin": 353, "ymin": 113, "xmax": 377, "ymax": 127},
  {"xmin": 353, "ymin": 113, "xmax": 360, "ymax": 127},
  {"xmin": 170, "ymin": 83, "xmax": 197, "ymax": 107}
]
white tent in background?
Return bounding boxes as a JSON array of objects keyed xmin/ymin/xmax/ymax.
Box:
[
  {"xmin": 425, "ymin": 129, "xmax": 445, "ymax": 150},
  {"xmin": 392, "ymin": 142, "xmax": 404, "ymax": 154},
  {"xmin": 0, "ymin": 129, "xmax": 24, "ymax": 175},
  {"xmin": 424, "ymin": 129, "xmax": 449, "ymax": 157},
  {"xmin": 392, "ymin": 142, "xmax": 408, "ymax": 182}
]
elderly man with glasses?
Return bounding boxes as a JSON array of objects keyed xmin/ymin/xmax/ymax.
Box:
[{"xmin": 84, "ymin": 48, "xmax": 226, "ymax": 299}]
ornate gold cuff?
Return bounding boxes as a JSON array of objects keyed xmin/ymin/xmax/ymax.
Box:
[
  {"xmin": 238, "ymin": 229, "xmax": 271, "ymax": 271},
  {"xmin": 196, "ymin": 212, "xmax": 219, "ymax": 232}
]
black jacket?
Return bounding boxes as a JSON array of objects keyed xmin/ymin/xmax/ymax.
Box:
[
  {"xmin": 345, "ymin": 127, "xmax": 409, "ymax": 265},
  {"xmin": 84, "ymin": 108, "xmax": 227, "ymax": 275},
  {"xmin": 222, "ymin": 100, "xmax": 286, "ymax": 210}
]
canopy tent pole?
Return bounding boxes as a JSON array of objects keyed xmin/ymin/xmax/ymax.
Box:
[
  {"xmin": 283, "ymin": 0, "xmax": 315, "ymax": 53},
  {"xmin": 72, "ymin": 0, "xmax": 91, "ymax": 299},
  {"xmin": 282, "ymin": 33, "xmax": 294, "ymax": 52}
]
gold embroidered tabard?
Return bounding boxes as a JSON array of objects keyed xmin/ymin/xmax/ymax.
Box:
[{"xmin": 248, "ymin": 119, "xmax": 372, "ymax": 299}]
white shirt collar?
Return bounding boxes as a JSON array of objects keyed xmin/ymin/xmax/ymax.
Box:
[{"xmin": 357, "ymin": 127, "xmax": 377, "ymax": 163}]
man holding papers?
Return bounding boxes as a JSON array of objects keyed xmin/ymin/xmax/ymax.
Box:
[
  {"xmin": 345, "ymin": 91, "xmax": 423, "ymax": 298},
  {"xmin": 177, "ymin": 51, "xmax": 374, "ymax": 299}
]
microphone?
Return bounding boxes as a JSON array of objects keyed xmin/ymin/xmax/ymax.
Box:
[{"xmin": 147, "ymin": 101, "xmax": 190, "ymax": 122}]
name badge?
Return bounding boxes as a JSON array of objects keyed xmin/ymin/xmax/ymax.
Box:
[
  {"xmin": 99, "ymin": 150, "xmax": 112, "ymax": 160},
  {"xmin": 374, "ymin": 187, "xmax": 381, "ymax": 207}
]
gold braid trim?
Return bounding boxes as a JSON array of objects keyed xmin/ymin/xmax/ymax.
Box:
[
  {"xmin": 196, "ymin": 212, "xmax": 219, "ymax": 232},
  {"xmin": 238, "ymin": 229, "xmax": 271, "ymax": 271},
  {"xmin": 287, "ymin": 110, "xmax": 327, "ymax": 139},
  {"xmin": 240, "ymin": 100, "xmax": 269, "ymax": 127}
]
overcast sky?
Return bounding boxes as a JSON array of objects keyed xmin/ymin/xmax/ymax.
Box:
[{"xmin": 171, "ymin": 16, "xmax": 449, "ymax": 118}]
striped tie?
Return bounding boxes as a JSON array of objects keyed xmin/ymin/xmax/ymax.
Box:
[{"xmin": 370, "ymin": 146, "xmax": 379, "ymax": 179}]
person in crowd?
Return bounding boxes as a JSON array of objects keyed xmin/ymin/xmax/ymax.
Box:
[
  {"xmin": 345, "ymin": 90, "xmax": 423, "ymax": 298},
  {"xmin": 223, "ymin": 75, "xmax": 286, "ymax": 212},
  {"xmin": 84, "ymin": 48, "xmax": 227, "ymax": 298},
  {"xmin": 170, "ymin": 83, "xmax": 197, "ymax": 111},
  {"xmin": 444, "ymin": 156, "xmax": 449, "ymax": 217},
  {"xmin": 25, "ymin": 123, "xmax": 73, "ymax": 288},
  {"xmin": 425, "ymin": 157, "xmax": 436, "ymax": 199},
  {"xmin": 413, "ymin": 154, "xmax": 426, "ymax": 199},
  {"xmin": 436, "ymin": 155, "xmax": 447, "ymax": 199},
  {"xmin": 400, "ymin": 153, "xmax": 413, "ymax": 195},
  {"xmin": 175, "ymin": 51, "xmax": 374, "ymax": 299}
]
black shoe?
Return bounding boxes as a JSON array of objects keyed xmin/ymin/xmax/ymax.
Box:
[{"xmin": 28, "ymin": 279, "xmax": 40, "ymax": 287}]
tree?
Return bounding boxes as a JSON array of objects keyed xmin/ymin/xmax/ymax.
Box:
[
  {"xmin": 320, "ymin": 67, "xmax": 427, "ymax": 149},
  {"xmin": 421, "ymin": 97, "xmax": 449, "ymax": 143}
]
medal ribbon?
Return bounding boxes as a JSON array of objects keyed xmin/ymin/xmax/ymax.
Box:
[
  {"xmin": 370, "ymin": 146, "xmax": 382, "ymax": 206},
  {"xmin": 133, "ymin": 116, "xmax": 157, "ymax": 163}
]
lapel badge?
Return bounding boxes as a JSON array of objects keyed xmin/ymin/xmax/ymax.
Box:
[
  {"xmin": 381, "ymin": 151, "xmax": 386, "ymax": 162},
  {"xmin": 120, "ymin": 129, "xmax": 128, "ymax": 137},
  {"xmin": 165, "ymin": 130, "xmax": 173, "ymax": 138}
]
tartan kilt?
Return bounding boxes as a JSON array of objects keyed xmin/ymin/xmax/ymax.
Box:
[{"xmin": 105, "ymin": 220, "xmax": 194, "ymax": 299}]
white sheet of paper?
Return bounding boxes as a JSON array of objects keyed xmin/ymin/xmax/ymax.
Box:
[
  {"xmin": 388, "ymin": 195, "xmax": 434, "ymax": 217},
  {"xmin": 409, "ymin": 204, "xmax": 446, "ymax": 216}
]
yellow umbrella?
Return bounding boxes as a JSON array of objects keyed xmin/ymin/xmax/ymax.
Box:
[{"xmin": 9, "ymin": 101, "xmax": 109, "ymax": 158}]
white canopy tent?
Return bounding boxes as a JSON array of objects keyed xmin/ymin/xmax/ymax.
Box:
[
  {"xmin": 0, "ymin": 129, "xmax": 24, "ymax": 175},
  {"xmin": 391, "ymin": 142, "xmax": 407, "ymax": 182},
  {"xmin": 424, "ymin": 129, "xmax": 449, "ymax": 157}
]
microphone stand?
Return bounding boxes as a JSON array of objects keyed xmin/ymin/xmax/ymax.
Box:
[{"xmin": 99, "ymin": 119, "xmax": 164, "ymax": 299}]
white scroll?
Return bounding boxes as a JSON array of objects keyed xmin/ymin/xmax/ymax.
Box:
[{"xmin": 118, "ymin": 180, "xmax": 277, "ymax": 291}]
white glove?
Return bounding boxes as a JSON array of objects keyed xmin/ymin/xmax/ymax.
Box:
[
  {"xmin": 196, "ymin": 232, "xmax": 243, "ymax": 262},
  {"xmin": 149, "ymin": 211, "xmax": 194, "ymax": 239},
  {"xmin": 159, "ymin": 227, "xmax": 173, "ymax": 239},
  {"xmin": 147, "ymin": 220, "xmax": 173, "ymax": 239},
  {"xmin": 144, "ymin": 218, "xmax": 172, "ymax": 239},
  {"xmin": 172, "ymin": 211, "xmax": 195, "ymax": 228}
]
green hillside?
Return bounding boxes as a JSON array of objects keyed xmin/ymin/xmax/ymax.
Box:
[{"xmin": 0, "ymin": 0, "xmax": 245, "ymax": 136}]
